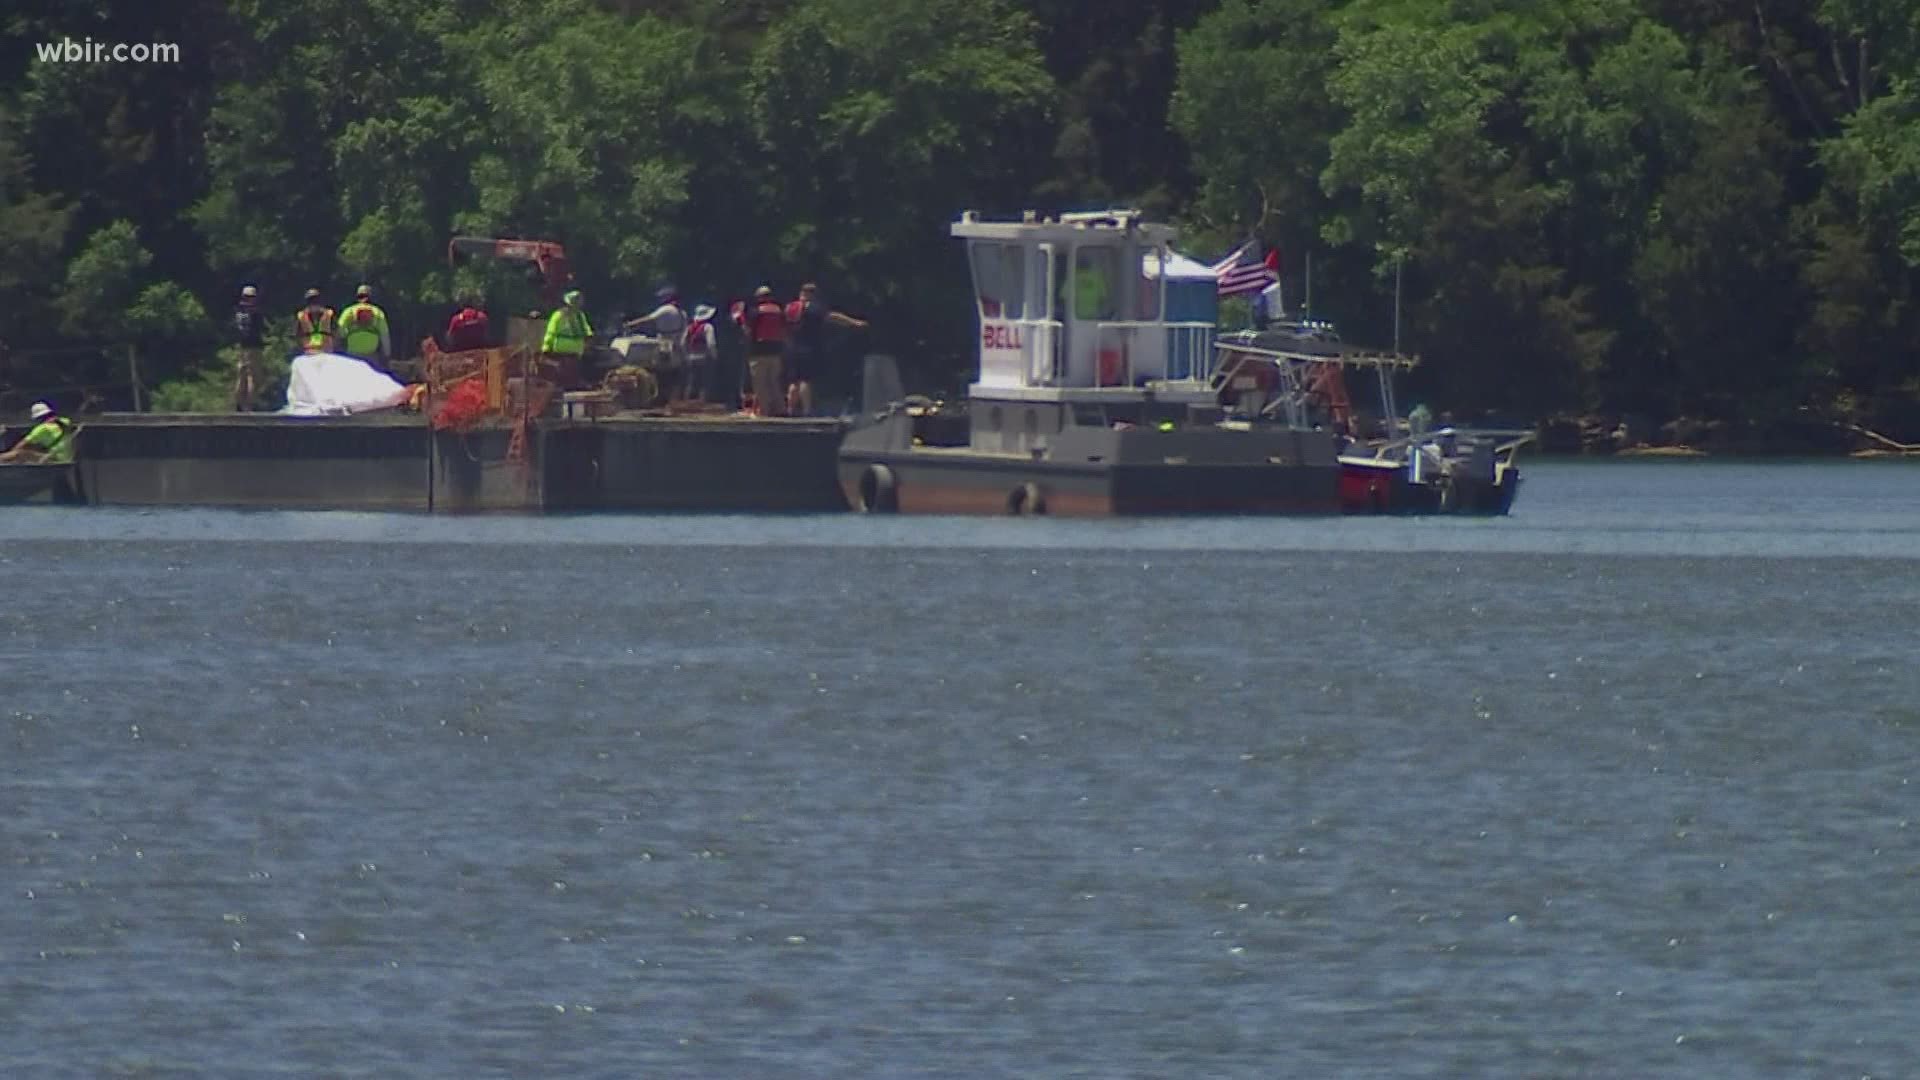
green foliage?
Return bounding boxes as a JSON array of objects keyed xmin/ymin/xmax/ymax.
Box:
[
  {"xmin": 1171, "ymin": 0, "xmax": 1343, "ymax": 246},
  {"xmin": 746, "ymin": 0, "xmax": 1055, "ymax": 362},
  {"xmin": 58, "ymin": 220, "xmax": 153, "ymax": 336},
  {"xmin": 2, "ymin": 0, "xmax": 1917, "ymax": 424},
  {"xmin": 0, "ymin": 121, "xmax": 72, "ymax": 344},
  {"xmin": 148, "ymin": 344, "xmax": 295, "ymax": 413}
]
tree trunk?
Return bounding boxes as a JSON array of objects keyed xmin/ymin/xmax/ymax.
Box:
[{"xmin": 127, "ymin": 343, "xmax": 144, "ymax": 412}]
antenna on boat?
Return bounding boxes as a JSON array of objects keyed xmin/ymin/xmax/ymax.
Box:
[{"xmin": 1304, "ymin": 251, "xmax": 1313, "ymax": 318}]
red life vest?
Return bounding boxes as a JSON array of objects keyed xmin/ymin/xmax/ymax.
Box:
[
  {"xmin": 748, "ymin": 300, "xmax": 787, "ymax": 344},
  {"xmin": 685, "ymin": 318, "xmax": 714, "ymax": 358},
  {"xmin": 447, "ymin": 307, "xmax": 489, "ymax": 351}
]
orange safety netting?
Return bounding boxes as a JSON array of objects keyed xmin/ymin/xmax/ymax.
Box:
[{"xmin": 430, "ymin": 377, "xmax": 491, "ymax": 432}]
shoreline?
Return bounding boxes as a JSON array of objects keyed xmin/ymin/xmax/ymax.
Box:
[{"xmin": 1523, "ymin": 414, "xmax": 1920, "ymax": 460}]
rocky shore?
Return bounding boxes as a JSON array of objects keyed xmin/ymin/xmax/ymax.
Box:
[{"xmin": 1530, "ymin": 413, "xmax": 1920, "ymax": 458}]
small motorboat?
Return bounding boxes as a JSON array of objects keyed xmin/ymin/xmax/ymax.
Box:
[
  {"xmin": 0, "ymin": 463, "xmax": 81, "ymax": 504},
  {"xmin": 1212, "ymin": 330, "xmax": 1533, "ymax": 516}
]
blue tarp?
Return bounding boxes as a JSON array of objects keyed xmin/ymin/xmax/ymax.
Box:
[{"xmin": 1144, "ymin": 251, "xmax": 1218, "ymax": 379}]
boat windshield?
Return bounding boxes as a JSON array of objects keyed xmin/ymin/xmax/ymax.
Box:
[{"xmin": 970, "ymin": 242, "xmax": 1026, "ymax": 320}]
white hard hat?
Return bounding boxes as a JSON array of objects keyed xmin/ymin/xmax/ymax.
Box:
[{"xmin": 29, "ymin": 401, "xmax": 52, "ymax": 421}]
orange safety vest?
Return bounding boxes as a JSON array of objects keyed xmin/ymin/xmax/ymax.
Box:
[{"xmin": 297, "ymin": 307, "xmax": 336, "ymax": 351}]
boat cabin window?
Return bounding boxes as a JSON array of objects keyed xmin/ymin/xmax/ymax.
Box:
[
  {"xmin": 1073, "ymin": 246, "xmax": 1119, "ymax": 321},
  {"xmin": 1136, "ymin": 259, "xmax": 1163, "ymax": 320},
  {"xmin": 970, "ymin": 242, "xmax": 1026, "ymax": 320}
]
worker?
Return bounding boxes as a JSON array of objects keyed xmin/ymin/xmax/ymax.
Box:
[
  {"xmin": 745, "ymin": 285, "xmax": 787, "ymax": 416},
  {"xmin": 338, "ymin": 284, "xmax": 392, "ymax": 370},
  {"xmin": 542, "ymin": 289, "xmax": 593, "ymax": 388},
  {"xmin": 684, "ymin": 303, "xmax": 717, "ymax": 404},
  {"xmin": 0, "ymin": 401, "xmax": 77, "ymax": 465},
  {"xmin": 232, "ymin": 284, "xmax": 265, "ymax": 411},
  {"xmin": 295, "ymin": 288, "xmax": 336, "ymax": 353},
  {"xmin": 446, "ymin": 293, "xmax": 490, "ymax": 352},
  {"xmin": 783, "ymin": 282, "xmax": 867, "ymax": 417},
  {"xmin": 1073, "ymin": 258, "xmax": 1112, "ymax": 321},
  {"xmin": 623, "ymin": 285, "xmax": 688, "ymax": 398}
]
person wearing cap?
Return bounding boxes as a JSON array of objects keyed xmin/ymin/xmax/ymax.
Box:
[
  {"xmin": 682, "ymin": 303, "xmax": 718, "ymax": 404},
  {"xmin": 783, "ymin": 281, "xmax": 868, "ymax": 417},
  {"xmin": 338, "ymin": 284, "xmax": 392, "ymax": 370},
  {"xmin": 295, "ymin": 288, "xmax": 337, "ymax": 354},
  {"xmin": 232, "ymin": 285, "xmax": 266, "ymax": 411},
  {"xmin": 623, "ymin": 285, "xmax": 689, "ymax": 398},
  {"xmin": 1, "ymin": 402, "xmax": 77, "ymax": 465},
  {"xmin": 745, "ymin": 285, "xmax": 788, "ymax": 416},
  {"xmin": 541, "ymin": 289, "xmax": 594, "ymax": 387}
]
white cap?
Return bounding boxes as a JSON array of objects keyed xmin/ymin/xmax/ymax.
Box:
[{"xmin": 29, "ymin": 402, "xmax": 52, "ymax": 421}]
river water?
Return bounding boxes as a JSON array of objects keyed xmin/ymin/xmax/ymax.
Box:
[{"xmin": 3, "ymin": 460, "xmax": 1918, "ymax": 1077}]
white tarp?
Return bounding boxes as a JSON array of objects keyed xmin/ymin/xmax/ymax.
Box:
[
  {"xmin": 282, "ymin": 353, "xmax": 411, "ymax": 416},
  {"xmin": 1141, "ymin": 249, "xmax": 1217, "ymax": 281}
]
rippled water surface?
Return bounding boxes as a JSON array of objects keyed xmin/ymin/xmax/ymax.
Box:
[{"xmin": 4, "ymin": 460, "xmax": 1919, "ymax": 1077}]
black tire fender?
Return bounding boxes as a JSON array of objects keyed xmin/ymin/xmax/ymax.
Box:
[
  {"xmin": 858, "ymin": 463, "xmax": 898, "ymax": 513},
  {"xmin": 1008, "ymin": 482, "xmax": 1047, "ymax": 516}
]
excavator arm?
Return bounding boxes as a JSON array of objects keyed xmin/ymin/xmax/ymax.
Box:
[{"xmin": 447, "ymin": 237, "xmax": 573, "ymax": 307}]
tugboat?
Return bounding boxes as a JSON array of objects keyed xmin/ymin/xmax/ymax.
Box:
[
  {"xmin": 1212, "ymin": 329, "xmax": 1533, "ymax": 515},
  {"xmin": 839, "ymin": 210, "xmax": 1343, "ymax": 515}
]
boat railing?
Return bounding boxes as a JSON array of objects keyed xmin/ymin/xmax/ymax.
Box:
[
  {"xmin": 1090, "ymin": 321, "xmax": 1215, "ymax": 387},
  {"xmin": 1212, "ymin": 337, "xmax": 1421, "ymax": 372},
  {"xmin": 1349, "ymin": 426, "xmax": 1537, "ymax": 463}
]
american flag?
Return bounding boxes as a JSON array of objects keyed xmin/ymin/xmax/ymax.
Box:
[{"xmin": 1212, "ymin": 240, "xmax": 1280, "ymax": 298}]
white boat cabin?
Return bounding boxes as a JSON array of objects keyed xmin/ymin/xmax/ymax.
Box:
[{"xmin": 954, "ymin": 210, "xmax": 1215, "ymax": 403}]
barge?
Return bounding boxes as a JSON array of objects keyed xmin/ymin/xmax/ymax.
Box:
[{"xmin": 60, "ymin": 412, "xmax": 846, "ymax": 513}]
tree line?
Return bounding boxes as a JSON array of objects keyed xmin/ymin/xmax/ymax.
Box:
[{"xmin": 2, "ymin": 0, "xmax": 1916, "ymax": 427}]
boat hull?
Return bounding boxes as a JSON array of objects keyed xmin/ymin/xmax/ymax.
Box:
[
  {"xmin": 1338, "ymin": 457, "xmax": 1519, "ymax": 516},
  {"xmin": 840, "ymin": 451, "xmax": 1340, "ymax": 516},
  {"xmin": 0, "ymin": 464, "xmax": 81, "ymax": 505}
]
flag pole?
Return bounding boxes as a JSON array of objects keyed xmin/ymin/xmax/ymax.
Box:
[{"xmin": 1305, "ymin": 251, "xmax": 1313, "ymax": 319}]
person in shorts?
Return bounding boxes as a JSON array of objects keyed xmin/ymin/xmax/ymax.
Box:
[
  {"xmin": 232, "ymin": 285, "xmax": 265, "ymax": 411},
  {"xmin": 782, "ymin": 282, "xmax": 867, "ymax": 416}
]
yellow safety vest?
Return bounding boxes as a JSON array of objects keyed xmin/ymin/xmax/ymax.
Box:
[
  {"xmin": 339, "ymin": 302, "xmax": 388, "ymax": 357},
  {"xmin": 543, "ymin": 307, "xmax": 592, "ymax": 355}
]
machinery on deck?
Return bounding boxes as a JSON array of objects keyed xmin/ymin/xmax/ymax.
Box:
[{"xmin": 447, "ymin": 236, "xmax": 574, "ymax": 309}]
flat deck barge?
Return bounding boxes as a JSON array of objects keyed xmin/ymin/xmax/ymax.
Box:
[{"xmin": 67, "ymin": 412, "xmax": 848, "ymax": 513}]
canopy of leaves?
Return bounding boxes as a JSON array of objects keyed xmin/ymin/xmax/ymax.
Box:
[{"xmin": 0, "ymin": 0, "xmax": 1912, "ymax": 423}]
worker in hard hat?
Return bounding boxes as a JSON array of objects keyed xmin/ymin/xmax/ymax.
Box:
[
  {"xmin": 295, "ymin": 288, "xmax": 337, "ymax": 354},
  {"xmin": 338, "ymin": 284, "xmax": 392, "ymax": 372},
  {"xmin": 1, "ymin": 401, "xmax": 77, "ymax": 465},
  {"xmin": 232, "ymin": 284, "xmax": 265, "ymax": 411},
  {"xmin": 542, "ymin": 289, "xmax": 593, "ymax": 387}
]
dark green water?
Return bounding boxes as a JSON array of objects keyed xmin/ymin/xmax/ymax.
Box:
[{"xmin": 3, "ymin": 460, "xmax": 1918, "ymax": 1077}]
